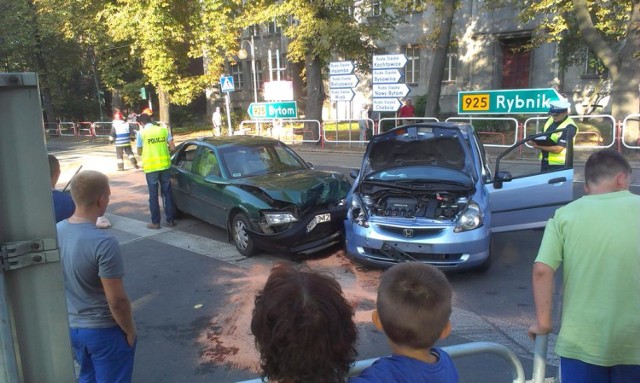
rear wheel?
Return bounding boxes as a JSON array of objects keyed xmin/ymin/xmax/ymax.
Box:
[{"xmin": 232, "ymin": 213, "xmax": 256, "ymax": 257}]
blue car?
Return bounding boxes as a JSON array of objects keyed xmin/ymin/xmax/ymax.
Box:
[{"xmin": 344, "ymin": 123, "xmax": 575, "ymax": 271}]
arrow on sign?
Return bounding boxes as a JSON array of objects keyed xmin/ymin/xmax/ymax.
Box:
[
  {"xmin": 329, "ymin": 74, "xmax": 359, "ymax": 88},
  {"xmin": 373, "ymin": 69, "xmax": 402, "ymax": 84},
  {"xmin": 373, "ymin": 98, "xmax": 402, "ymax": 112},
  {"xmin": 373, "ymin": 83, "xmax": 410, "ymax": 98},
  {"xmin": 373, "ymin": 54, "xmax": 408, "ymax": 69},
  {"xmin": 330, "ymin": 88, "xmax": 356, "ymax": 101},
  {"xmin": 329, "ymin": 61, "xmax": 354, "ymax": 75}
]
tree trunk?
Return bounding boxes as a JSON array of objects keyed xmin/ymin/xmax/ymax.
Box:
[
  {"xmin": 573, "ymin": 0, "xmax": 640, "ymax": 125},
  {"xmin": 304, "ymin": 54, "xmax": 324, "ymax": 141},
  {"xmin": 290, "ymin": 61, "xmax": 306, "ymax": 113},
  {"xmin": 424, "ymin": 0, "xmax": 456, "ymax": 118},
  {"xmin": 158, "ymin": 90, "xmax": 171, "ymax": 127},
  {"xmin": 25, "ymin": 0, "xmax": 56, "ymax": 126}
]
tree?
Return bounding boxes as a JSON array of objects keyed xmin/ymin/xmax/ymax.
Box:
[
  {"xmin": 489, "ymin": 0, "xmax": 640, "ymax": 121},
  {"xmin": 102, "ymin": 0, "xmax": 247, "ymax": 125},
  {"xmin": 240, "ymin": 1, "xmax": 406, "ymax": 139},
  {"xmin": 423, "ymin": 1, "xmax": 457, "ymax": 118}
]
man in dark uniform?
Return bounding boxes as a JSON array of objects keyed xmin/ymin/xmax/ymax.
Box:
[{"xmin": 531, "ymin": 100, "xmax": 578, "ymax": 172}]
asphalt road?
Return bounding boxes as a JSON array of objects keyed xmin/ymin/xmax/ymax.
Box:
[{"xmin": 46, "ymin": 136, "xmax": 640, "ymax": 382}]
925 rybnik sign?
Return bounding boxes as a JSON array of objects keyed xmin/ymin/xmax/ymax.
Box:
[{"xmin": 458, "ymin": 88, "xmax": 562, "ymax": 114}]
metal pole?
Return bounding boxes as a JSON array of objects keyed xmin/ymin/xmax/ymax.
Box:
[
  {"xmin": 250, "ymin": 35, "xmax": 257, "ymax": 104},
  {"xmin": 268, "ymin": 49, "xmax": 273, "ymax": 82},
  {"xmin": 225, "ymin": 92, "xmax": 233, "ymax": 136},
  {"xmin": 0, "ymin": 273, "xmax": 20, "ymax": 383}
]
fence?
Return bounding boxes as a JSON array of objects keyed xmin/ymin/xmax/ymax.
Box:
[
  {"xmin": 45, "ymin": 114, "xmax": 640, "ymax": 154},
  {"xmin": 239, "ymin": 119, "xmax": 321, "ymax": 144},
  {"xmin": 237, "ymin": 335, "xmax": 555, "ymax": 383}
]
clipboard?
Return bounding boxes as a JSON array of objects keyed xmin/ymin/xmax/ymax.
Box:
[{"xmin": 530, "ymin": 136, "xmax": 557, "ymax": 147}]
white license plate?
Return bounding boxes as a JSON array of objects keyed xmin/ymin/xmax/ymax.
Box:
[{"xmin": 307, "ymin": 213, "xmax": 331, "ymax": 232}]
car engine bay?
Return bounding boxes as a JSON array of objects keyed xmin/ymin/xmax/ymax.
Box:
[{"xmin": 361, "ymin": 191, "xmax": 470, "ymax": 220}]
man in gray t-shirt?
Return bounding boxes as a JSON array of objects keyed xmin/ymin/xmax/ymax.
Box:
[{"xmin": 57, "ymin": 170, "xmax": 136, "ymax": 383}]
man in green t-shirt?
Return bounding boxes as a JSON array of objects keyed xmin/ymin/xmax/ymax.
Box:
[{"xmin": 528, "ymin": 149, "xmax": 640, "ymax": 382}]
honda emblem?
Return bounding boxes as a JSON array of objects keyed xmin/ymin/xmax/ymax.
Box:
[{"xmin": 403, "ymin": 229, "xmax": 414, "ymax": 238}]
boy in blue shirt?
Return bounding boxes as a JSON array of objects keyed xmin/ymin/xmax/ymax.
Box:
[{"xmin": 350, "ymin": 262, "xmax": 458, "ymax": 383}]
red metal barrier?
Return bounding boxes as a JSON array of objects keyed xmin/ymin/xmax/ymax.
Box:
[{"xmin": 76, "ymin": 122, "xmax": 94, "ymax": 137}]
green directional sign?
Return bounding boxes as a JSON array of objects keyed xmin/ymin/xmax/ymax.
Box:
[
  {"xmin": 248, "ymin": 101, "xmax": 297, "ymax": 119},
  {"xmin": 458, "ymin": 88, "xmax": 562, "ymax": 114}
]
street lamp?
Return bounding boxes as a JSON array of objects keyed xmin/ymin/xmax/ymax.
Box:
[{"xmin": 237, "ymin": 35, "xmax": 258, "ymax": 104}]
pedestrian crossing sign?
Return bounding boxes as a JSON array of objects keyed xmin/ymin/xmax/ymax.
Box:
[{"xmin": 220, "ymin": 76, "xmax": 235, "ymax": 92}]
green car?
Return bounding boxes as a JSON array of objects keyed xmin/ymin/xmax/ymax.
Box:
[{"xmin": 169, "ymin": 136, "xmax": 351, "ymax": 257}]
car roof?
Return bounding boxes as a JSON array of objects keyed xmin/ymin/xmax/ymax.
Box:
[{"xmin": 184, "ymin": 135, "xmax": 281, "ymax": 149}]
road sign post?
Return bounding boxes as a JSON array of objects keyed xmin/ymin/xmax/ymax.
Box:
[
  {"xmin": 458, "ymin": 88, "xmax": 562, "ymax": 114},
  {"xmin": 372, "ymin": 54, "xmax": 408, "ymax": 113}
]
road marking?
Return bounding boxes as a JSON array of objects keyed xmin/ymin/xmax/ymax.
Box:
[{"xmin": 105, "ymin": 213, "xmax": 248, "ymax": 263}]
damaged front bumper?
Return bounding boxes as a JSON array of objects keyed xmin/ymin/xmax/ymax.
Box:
[{"xmin": 248, "ymin": 205, "xmax": 347, "ymax": 256}]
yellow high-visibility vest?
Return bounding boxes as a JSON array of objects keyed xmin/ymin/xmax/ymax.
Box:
[
  {"xmin": 539, "ymin": 117, "xmax": 577, "ymax": 166},
  {"xmin": 141, "ymin": 125, "xmax": 171, "ymax": 172}
]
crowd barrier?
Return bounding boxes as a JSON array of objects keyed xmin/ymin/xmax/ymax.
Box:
[
  {"xmin": 238, "ymin": 119, "xmax": 321, "ymax": 144},
  {"xmin": 45, "ymin": 114, "xmax": 640, "ymax": 153},
  {"xmin": 237, "ymin": 335, "xmax": 555, "ymax": 383}
]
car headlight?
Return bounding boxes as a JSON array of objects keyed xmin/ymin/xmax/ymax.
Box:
[
  {"xmin": 350, "ymin": 194, "xmax": 369, "ymax": 227},
  {"xmin": 454, "ymin": 202, "xmax": 483, "ymax": 232},
  {"xmin": 263, "ymin": 212, "xmax": 298, "ymax": 226}
]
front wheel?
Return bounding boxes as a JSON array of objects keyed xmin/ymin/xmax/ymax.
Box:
[{"xmin": 231, "ymin": 213, "xmax": 256, "ymax": 257}]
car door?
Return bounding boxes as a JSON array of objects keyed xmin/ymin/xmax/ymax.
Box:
[
  {"xmin": 189, "ymin": 146, "xmax": 228, "ymax": 228},
  {"xmin": 170, "ymin": 143, "xmax": 199, "ymax": 215},
  {"xmin": 487, "ymin": 127, "xmax": 574, "ymax": 233}
]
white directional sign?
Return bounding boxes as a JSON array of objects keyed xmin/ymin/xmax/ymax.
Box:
[
  {"xmin": 373, "ymin": 83, "xmax": 410, "ymax": 98},
  {"xmin": 373, "ymin": 98, "xmax": 402, "ymax": 112},
  {"xmin": 329, "ymin": 74, "xmax": 359, "ymax": 88},
  {"xmin": 373, "ymin": 54, "xmax": 408, "ymax": 69},
  {"xmin": 373, "ymin": 69, "xmax": 402, "ymax": 84},
  {"xmin": 329, "ymin": 61, "xmax": 354, "ymax": 75},
  {"xmin": 330, "ymin": 88, "xmax": 356, "ymax": 101}
]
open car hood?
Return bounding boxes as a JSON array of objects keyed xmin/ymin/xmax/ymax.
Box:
[
  {"xmin": 235, "ymin": 170, "xmax": 350, "ymax": 208},
  {"xmin": 361, "ymin": 124, "xmax": 475, "ymax": 179}
]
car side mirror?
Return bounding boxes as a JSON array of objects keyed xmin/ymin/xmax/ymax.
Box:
[
  {"xmin": 307, "ymin": 161, "xmax": 314, "ymax": 168},
  {"xmin": 492, "ymin": 170, "xmax": 513, "ymax": 189},
  {"xmin": 204, "ymin": 175, "xmax": 229, "ymax": 186},
  {"xmin": 350, "ymin": 169, "xmax": 360, "ymax": 180}
]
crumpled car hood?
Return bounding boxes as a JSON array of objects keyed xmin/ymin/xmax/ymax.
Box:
[
  {"xmin": 362, "ymin": 124, "xmax": 474, "ymax": 178},
  {"xmin": 235, "ymin": 169, "xmax": 350, "ymax": 208}
]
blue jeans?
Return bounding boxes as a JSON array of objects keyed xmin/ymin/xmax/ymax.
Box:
[
  {"xmin": 70, "ymin": 326, "xmax": 136, "ymax": 383},
  {"xmin": 145, "ymin": 169, "xmax": 175, "ymax": 224},
  {"xmin": 561, "ymin": 357, "xmax": 640, "ymax": 383}
]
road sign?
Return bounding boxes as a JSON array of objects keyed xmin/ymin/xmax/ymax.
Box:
[
  {"xmin": 373, "ymin": 54, "xmax": 408, "ymax": 69},
  {"xmin": 372, "ymin": 69, "xmax": 402, "ymax": 84},
  {"xmin": 373, "ymin": 83, "xmax": 410, "ymax": 98},
  {"xmin": 248, "ymin": 101, "xmax": 297, "ymax": 119},
  {"xmin": 220, "ymin": 76, "xmax": 235, "ymax": 92},
  {"xmin": 458, "ymin": 88, "xmax": 562, "ymax": 114},
  {"xmin": 373, "ymin": 98, "xmax": 402, "ymax": 112},
  {"xmin": 330, "ymin": 88, "xmax": 356, "ymax": 101},
  {"xmin": 329, "ymin": 74, "xmax": 359, "ymax": 89},
  {"xmin": 329, "ymin": 61, "xmax": 354, "ymax": 75}
]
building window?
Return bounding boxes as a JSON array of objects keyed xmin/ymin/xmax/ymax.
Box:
[
  {"xmin": 443, "ymin": 44, "xmax": 458, "ymax": 83},
  {"xmin": 231, "ymin": 62, "xmax": 243, "ymax": 89},
  {"xmin": 267, "ymin": 18, "xmax": 281, "ymax": 35},
  {"xmin": 371, "ymin": 0, "xmax": 382, "ymax": 16},
  {"xmin": 404, "ymin": 45, "xmax": 420, "ymax": 84},
  {"xmin": 501, "ymin": 37, "xmax": 531, "ymax": 89},
  {"xmin": 254, "ymin": 60, "xmax": 264, "ymax": 90},
  {"xmin": 582, "ymin": 48, "xmax": 603, "ymax": 78}
]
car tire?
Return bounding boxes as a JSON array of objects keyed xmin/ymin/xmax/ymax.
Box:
[{"xmin": 232, "ymin": 213, "xmax": 256, "ymax": 257}]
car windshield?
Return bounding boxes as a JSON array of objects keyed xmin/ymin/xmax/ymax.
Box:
[{"xmin": 220, "ymin": 143, "xmax": 307, "ymax": 178}]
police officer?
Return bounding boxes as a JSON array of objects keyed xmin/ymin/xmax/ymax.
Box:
[
  {"xmin": 109, "ymin": 109, "xmax": 139, "ymax": 171},
  {"xmin": 531, "ymin": 100, "xmax": 578, "ymax": 172},
  {"xmin": 136, "ymin": 113, "xmax": 176, "ymax": 229}
]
